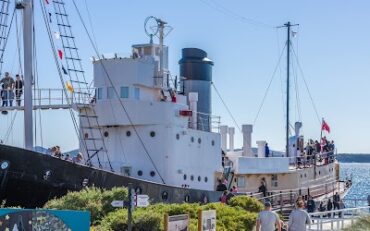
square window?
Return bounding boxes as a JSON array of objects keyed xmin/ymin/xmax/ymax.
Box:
[
  {"xmin": 107, "ymin": 87, "xmax": 115, "ymax": 99},
  {"xmin": 97, "ymin": 88, "xmax": 103, "ymax": 100},
  {"xmin": 237, "ymin": 176, "xmax": 245, "ymax": 188},
  {"xmin": 134, "ymin": 87, "xmax": 140, "ymax": 100},
  {"xmin": 120, "ymin": 86, "xmax": 129, "ymax": 98}
]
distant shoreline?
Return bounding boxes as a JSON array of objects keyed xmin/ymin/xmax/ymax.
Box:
[{"xmin": 337, "ymin": 153, "xmax": 370, "ymax": 163}]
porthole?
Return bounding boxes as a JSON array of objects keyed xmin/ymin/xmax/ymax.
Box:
[
  {"xmin": 198, "ymin": 176, "xmax": 201, "ymax": 182},
  {"xmin": 84, "ymin": 133, "xmax": 89, "ymax": 139},
  {"xmin": 319, "ymin": 171, "xmax": 321, "ymax": 175},
  {"xmin": 137, "ymin": 170, "xmax": 143, "ymax": 176},
  {"xmin": 162, "ymin": 191, "xmax": 169, "ymax": 201},
  {"xmin": 184, "ymin": 195, "xmax": 190, "ymax": 202},
  {"xmin": 191, "ymin": 137, "xmax": 194, "ymax": 142},
  {"xmin": 150, "ymin": 131, "xmax": 156, "ymax": 137},
  {"xmin": 150, "ymin": 171, "xmax": 156, "ymax": 177},
  {"xmin": 190, "ymin": 175, "xmax": 194, "ymax": 181},
  {"xmin": 183, "ymin": 174, "xmax": 187, "ymax": 180},
  {"xmin": 300, "ymin": 174, "xmax": 303, "ymax": 178},
  {"xmin": 135, "ymin": 186, "xmax": 143, "ymax": 194},
  {"xmin": 104, "ymin": 131, "xmax": 109, "ymax": 137},
  {"xmin": 204, "ymin": 177, "xmax": 208, "ymax": 182},
  {"xmin": 126, "ymin": 131, "xmax": 131, "ymax": 137},
  {"xmin": 211, "ymin": 140, "xmax": 215, "ymax": 146},
  {"xmin": 304, "ymin": 173, "xmax": 307, "ymax": 178},
  {"xmin": 176, "ymin": 134, "xmax": 180, "ymax": 140},
  {"xmin": 198, "ymin": 138, "xmax": 201, "ymax": 144}
]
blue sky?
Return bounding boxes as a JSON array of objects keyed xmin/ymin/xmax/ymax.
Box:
[{"xmin": 1, "ymin": 0, "xmax": 370, "ymax": 153}]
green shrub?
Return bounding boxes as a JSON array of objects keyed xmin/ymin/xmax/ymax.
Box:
[
  {"xmin": 44, "ymin": 187, "xmax": 128, "ymax": 225},
  {"xmin": 228, "ymin": 195, "xmax": 264, "ymax": 213}
]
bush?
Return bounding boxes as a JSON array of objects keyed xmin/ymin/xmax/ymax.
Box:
[
  {"xmin": 342, "ymin": 216, "xmax": 370, "ymax": 231},
  {"xmin": 228, "ymin": 195, "xmax": 264, "ymax": 213},
  {"xmin": 44, "ymin": 187, "xmax": 127, "ymax": 225}
]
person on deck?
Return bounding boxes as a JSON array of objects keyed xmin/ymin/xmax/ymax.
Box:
[
  {"xmin": 306, "ymin": 196, "xmax": 316, "ymax": 213},
  {"xmin": 216, "ymin": 179, "xmax": 227, "ymax": 191},
  {"xmin": 256, "ymin": 201, "xmax": 281, "ymax": 231},
  {"xmin": 326, "ymin": 199, "xmax": 333, "ymax": 218},
  {"xmin": 15, "ymin": 74, "xmax": 23, "ymax": 106},
  {"xmin": 0, "ymin": 72, "xmax": 14, "ymax": 107},
  {"xmin": 258, "ymin": 181, "xmax": 267, "ymax": 197},
  {"xmin": 265, "ymin": 143, "xmax": 270, "ymax": 157},
  {"xmin": 72, "ymin": 153, "xmax": 83, "ymax": 164},
  {"xmin": 333, "ymin": 192, "xmax": 340, "ymax": 216}
]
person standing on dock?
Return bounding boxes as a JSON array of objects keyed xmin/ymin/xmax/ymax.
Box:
[
  {"xmin": 256, "ymin": 202, "xmax": 281, "ymax": 231},
  {"xmin": 333, "ymin": 192, "xmax": 340, "ymax": 216},
  {"xmin": 287, "ymin": 199, "xmax": 311, "ymax": 231}
]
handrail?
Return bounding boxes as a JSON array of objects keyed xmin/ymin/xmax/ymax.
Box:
[{"xmin": 307, "ymin": 206, "xmax": 370, "ymax": 231}]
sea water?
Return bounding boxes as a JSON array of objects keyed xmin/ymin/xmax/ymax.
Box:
[{"xmin": 340, "ymin": 162, "xmax": 370, "ymax": 207}]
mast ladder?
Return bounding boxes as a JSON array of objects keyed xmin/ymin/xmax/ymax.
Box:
[
  {"xmin": 51, "ymin": 0, "xmax": 112, "ymax": 171},
  {"xmin": 0, "ymin": 0, "xmax": 10, "ymax": 67}
]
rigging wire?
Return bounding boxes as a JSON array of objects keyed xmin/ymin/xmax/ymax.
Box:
[
  {"xmin": 290, "ymin": 45, "xmax": 321, "ymax": 126},
  {"xmin": 15, "ymin": 6, "xmax": 23, "ymax": 76},
  {"xmin": 0, "ymin": 7, "xmax": 16, "ymax": 74},
  {"xmin": 275, "ymin": 28, "xmax": 287, "ymax": 129},
  {"xmin": 83, "ymin": 0, "xmax": 99, "ymax": 51},
  {"xmin": 291, "ymin": 54, "xmax": 302, "ymax": 122},
  {"xmin": 198, "ymin": 0, "xmax": 273, "ymax": 29},
  {"xmin": 211, "ymin": 82, "xmax": 241, "ymax": 133},
  {"xmin": 253, "ymin": 42, "xmax": 287, "ymax": 126},
  {"xmin": 71, "ymin": 0, "xmax": 166, "ymax": 184},
  {"xmin": 39, "ymin": 0, "xmax": 82, "ymax": 149}
]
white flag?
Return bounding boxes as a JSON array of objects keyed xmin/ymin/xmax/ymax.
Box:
[
  {"xmin": 292, "ymin": 31, "xmax": 298, "ymax": 38},
  {"xmin": 54, "ymin": 31, "xmax": 61, "ymax": 39}
]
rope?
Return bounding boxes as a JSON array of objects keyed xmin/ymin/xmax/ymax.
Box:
[
  {"xmin": 253, "ymin": 42, "xmax": 287, "ymax": 126},
  {"xmin": 211, "ymin": 82, "xmax": 241, "ymax": 133},
  {"xmin": 71, "ymin": 0, "xmax": 166, "ymax": 184},
  {"xmin": 198, "ymin": 0, "xmax": 273, "ymax": 29},
  {"xmin": 0, "ymin": 7, "xmax": 15, "ymax": 74},
  {"xmin": 290, "ymin": 45, "xmax": 322, "ymax": 126}
]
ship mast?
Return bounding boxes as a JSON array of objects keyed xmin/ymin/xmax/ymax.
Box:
[
  {"xmin": 17, "ymin": 0, "xmax": 34, "ymax": 150},
  {"xmin": 280, "ymin": 22, "xmax": 298, "ymax": 157}
]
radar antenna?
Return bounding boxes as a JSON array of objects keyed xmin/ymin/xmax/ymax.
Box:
[{"xmin": 144, "ymin": 16, "xmax": 159, "ymax": 44}]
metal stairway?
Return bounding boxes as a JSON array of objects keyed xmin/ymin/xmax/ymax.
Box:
[
  {"xmin": 51, "ymin": 0, "xmax": 112, "ymax": 170},
  {"xmin": 0, "ymin": 0, "xmax": 10, "ymax": 69}
]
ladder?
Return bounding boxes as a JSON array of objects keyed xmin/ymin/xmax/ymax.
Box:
[
  {"xmin": 0, "ymin": 0, "xmax": 10, "ymax": 68},
  {"xmin": 51, "ymin": 0, "xmax": 112, "ymax": 170}
]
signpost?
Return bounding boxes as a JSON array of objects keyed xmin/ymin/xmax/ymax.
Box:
[
  {"xmin": 164, "ymin": 214, "xmax": 189, "ymax": 231},
  {"xmin": 198, "ymin": 210, "xmax": 216, "ymax": 231},
  {"xmin": 136, "ymin": 194, "xmax": 150, "ymax": 207},
  {"xmin": 111, "ymin": 200, "xmax": 124, "ymax": 208}
]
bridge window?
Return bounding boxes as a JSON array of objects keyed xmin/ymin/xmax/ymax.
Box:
[
  {"xmin": 120, "ymin": 86, "xmax": 129, "ymax": 98},
  {"xmin": 271, "ymin": 174, "xmax": 278, "ymax": 187},
  {"xmin": 134, "ymin": 87, "xmax": 140, "ymax": 100},
  {"xmin": 107, "ymin": 87, "xmax": 115, "ymax": 99},
  {"xmin": 237, "ymin": 177, "xmax": 245, "ymax": 188},
  {"xmin": 97, "ymin": 88, "xmax": 103, "ymax": 100}
]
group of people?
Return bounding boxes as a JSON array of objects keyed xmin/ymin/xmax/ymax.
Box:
[
  {"xmin": 48, "ymin": 145, "xmax": 83, "ymax": 164},
  {"xmin": 256, "ymin": 198, "xmax": 311, "ymax": 231},
  {"xmin": 0, "ymin": 72, "xmax": 23, "ymax": 107}
]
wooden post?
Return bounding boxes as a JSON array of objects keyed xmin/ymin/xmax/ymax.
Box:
[
  {"xmin": 164, "ymin": 214, "xmax": 169, "ymax": 231},
  {"xmin": 198, "ymin": 210, "xmax": 202, "ymax": 231}
]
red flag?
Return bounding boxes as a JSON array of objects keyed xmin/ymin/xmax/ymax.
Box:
[
  {"xmin": 321, "ymin": 120, "xmax": 330, "ymax": 133},
  {"xmin": 58, "ymin": 49, "xmax": 63, "ymax": 59}
]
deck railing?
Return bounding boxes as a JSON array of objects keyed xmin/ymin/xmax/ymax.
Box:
[{"xmin": 307, "ymin": 206, "xmax": 370, "ymax": 230}]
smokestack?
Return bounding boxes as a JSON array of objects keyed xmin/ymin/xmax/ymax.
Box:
[
  {"xmin": 256, "ymin": 140, "xmax": 267, "ymax": 158},
  {"xmin": 242, "ymin": 124, "xmax": 253, "ymax": 156},
  {"xmin": 220, "ymin": 125, "xmax": 228, "ymax": 151},
  {"xmin": 228, "ymin": 127, "xmax": 235, "ymax": 152}
]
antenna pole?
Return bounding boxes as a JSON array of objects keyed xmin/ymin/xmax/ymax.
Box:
[
  {"xmin": 286, "ymin": 21, "xmax": 291, "ymax": 157},
  {"xmin": 277, "ymin": 21, "xmax": 298, "ymax": 157},
  {"xmin": 157, "ymin": 18, "xmax": 167, "ymax": 87},
  {"xmin": 22, "ymin": 0, "xmax": 34, "ymax": 150}
]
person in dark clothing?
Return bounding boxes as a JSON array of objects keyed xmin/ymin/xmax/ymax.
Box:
[
  {"xmin": 306, "ymin": 196, "xmax": 316, "ymax": 213},
  {"xmin": 326, "ymin": 199, "xmax": 333, "ymax": 217},
  {"xmin": 258, "ymin": 181, "xmax": 267, "ymax": 197},
  {"xmin": 14, "ymin": 74, "xmax": 23, "ymax": 106},
  {"xmin": 333, "ymin": 192, "xmax": 340, "ymax": 216},
  {"xmin": 216, "ymin": 179, "xmax": 227, "ymax": 191},
  {"xmin": 318, "ymin": 201, "xmax": 326, "ymax": 212},
  {"xmin": 265, "ymin": 143, "xmax": 270, "ymax": 157}
]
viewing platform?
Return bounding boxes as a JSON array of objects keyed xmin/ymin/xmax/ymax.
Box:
[{"xmin": 0, "ymin": 88, "xmax": 91, "ymax": 112}]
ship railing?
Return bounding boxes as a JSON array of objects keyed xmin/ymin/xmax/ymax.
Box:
[
  {"xmin": 307, "ymin": 206, "xmax": 370, "ymax": 231},
  {"xmin": 258, "ymin": 191, "xmax": 299, "ymax": 212},
  {"xmin": 188, "ymin": 111, "xmax": 221, "ymax": 132},
  {"xmin": 0, "ymin": 88, "xmax": 92, "ymax": 111},
  {"xmin": 284, "ymin": 151, "xmax": 336, "ymax": 169}
]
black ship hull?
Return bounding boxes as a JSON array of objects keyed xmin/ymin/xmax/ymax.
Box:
[{"xmin": 0, "ymin": 144, "xmax": 222, "ymax": 208}]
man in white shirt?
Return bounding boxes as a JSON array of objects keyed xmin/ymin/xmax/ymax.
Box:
[{"xmin": 256, "ymin": 202, "xmax": 281, "ymax": 231}]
